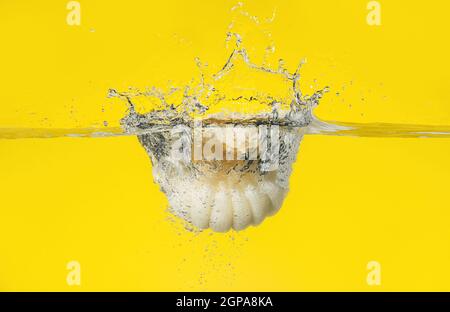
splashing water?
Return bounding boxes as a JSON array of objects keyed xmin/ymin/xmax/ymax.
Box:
[
  {"xmin": 1, "ymin": 21, "xmax": 449, "ymax": 231},
  {"xmin": 114, "ymin": 33, "xmax": 327, "ymax": 130},
  {"xmin": 1, "ymin": 1, "xmax": 450, "ymax": 140},
  {"xmin": 99, "ymin": 34, "xmax": 448, "ymax": 232},
  {"xmin": 1, "ymin": 32, "xmax": 449, "ymax": 139},
  {"xmin": 108, "ymin": 35, "xmax": 323, "ymax": 231}
]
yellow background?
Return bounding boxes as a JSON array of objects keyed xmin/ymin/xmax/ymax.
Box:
[{"xmin": 1, "ymin": 0, "xmax": 450, "ymax": 291}]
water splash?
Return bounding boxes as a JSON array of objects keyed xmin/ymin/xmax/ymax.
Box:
[
  {"xmin": 1, "ymin": 34, "xmax": 449, "ymax": 139},
  {"xmin": 1, "ymin": 19, "xmax": 449, "ymax": 139},
  {"xmin": 111, "ymin": 31, "xmax": 329, "ymax": 137}
]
